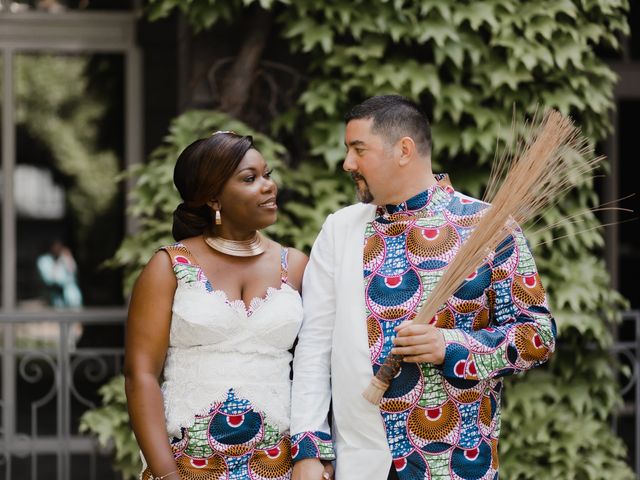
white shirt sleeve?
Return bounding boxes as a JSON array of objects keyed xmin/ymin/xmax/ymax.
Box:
[{"xmin": 290, "ymin": 214, "xmax": 335, "ymax": 439}]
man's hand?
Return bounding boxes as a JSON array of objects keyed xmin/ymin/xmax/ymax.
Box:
[
  {"xmin": 292, "ymin": 458, "xmax": 334, "ymax": 480},
  {"xmin": 391, "ymin": 321, "xmax": 446, "ymax": 364}
]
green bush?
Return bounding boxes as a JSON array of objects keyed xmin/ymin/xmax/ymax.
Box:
[{"xmin": 79, "ymin": 375, "xmax": 141, "ymax": 479}]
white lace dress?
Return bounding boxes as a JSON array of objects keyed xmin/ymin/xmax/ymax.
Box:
[{"xmin": 141, "ymin": 242, "xmax": 302, "ymax": 480}]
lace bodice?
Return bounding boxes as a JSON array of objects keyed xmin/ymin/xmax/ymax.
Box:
[{"xmin": 159, "ymin": 243, "xmax": 303, "ymax": 436}]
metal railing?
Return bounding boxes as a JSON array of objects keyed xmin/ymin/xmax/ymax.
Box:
[
  {"xmin": 0, "ymin": 309, "xmax": 639, "ymax": 479},
  {"xmin": 0, "ymin": 309, "xmax": 126, "ymax": 480},
  {"xmin": 611, "ymin": 310, "xmax": 640, "ymax": 475}
]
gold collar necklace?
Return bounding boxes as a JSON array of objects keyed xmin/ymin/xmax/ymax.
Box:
[{"xmin": 203, "ymin": 230, "xmax": 267, "ymax": 257}]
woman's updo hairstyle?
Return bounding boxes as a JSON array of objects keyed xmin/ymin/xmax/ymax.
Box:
[{"xmin": 172, "ymin": 132, "xmax": 254, "ymax": 241}]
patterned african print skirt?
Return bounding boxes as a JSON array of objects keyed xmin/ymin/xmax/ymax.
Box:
[{"xmin": 141, "ymin": 389, "xmax": 291, "ymax": 480}]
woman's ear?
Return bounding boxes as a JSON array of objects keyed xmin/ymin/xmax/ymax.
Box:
[{"xmin": 206, "ymin": 199, "xmax": 220, "ymax": 211}]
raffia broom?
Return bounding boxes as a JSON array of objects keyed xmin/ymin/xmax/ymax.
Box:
[{"xmin": 362, "ymin": 108, "xmax": 600, "ymax": 405}]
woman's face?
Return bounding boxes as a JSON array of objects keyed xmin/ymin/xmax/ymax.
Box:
[{"xmin": 215, "ymin": 148, "xmax": 278, "ymax": 232}]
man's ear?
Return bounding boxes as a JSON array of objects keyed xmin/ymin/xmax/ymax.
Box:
[{"xmin": 397, "ymin": 136, "xmax": 416, "ymax": 167}]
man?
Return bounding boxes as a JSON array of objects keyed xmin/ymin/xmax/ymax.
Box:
[{"xmin": 290, "ymin": 95, "xmax": 556, "ymax": 479}]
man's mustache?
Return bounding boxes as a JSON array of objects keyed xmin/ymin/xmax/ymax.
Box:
[{"xmin": 350, "ymin": 172, "xmax": 366, "ymax": 183}]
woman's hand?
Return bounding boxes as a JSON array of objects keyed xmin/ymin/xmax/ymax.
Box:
[
  {"xmin": 292, "ymin": 458, "xmax": 334, "ymax": 480},
  {"xmin": 322, "ymin": 460, "xmax": 335, "ymax": 479}
]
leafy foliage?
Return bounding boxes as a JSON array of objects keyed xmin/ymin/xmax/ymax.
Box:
[
  {"xmin": 92, "ymin": 0, "xmax": 632, "ymax": 478},
  {"xmin": 79, "ymin": 375, "xmax": 141, "ymax": 479},
  {"xmin": 14, "ymin": 55, "xmax": 120, "ymax": 238}
]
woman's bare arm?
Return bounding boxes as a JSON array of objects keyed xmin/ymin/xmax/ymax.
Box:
[{"xmin": 124, "ymin": 251, "xmax": 179, "ymax": 479}]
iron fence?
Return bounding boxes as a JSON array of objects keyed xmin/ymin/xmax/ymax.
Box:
[
  {"xmin": 0, "ymin": 309, "xmax": 638, "ymax": 479},
  {"xmin": 0, "ymin": 309, "xmax": 126, "ymax": 480},
  {"xmin": 611, "ymin": 310, "xmax": 640, "ymax": 475}
]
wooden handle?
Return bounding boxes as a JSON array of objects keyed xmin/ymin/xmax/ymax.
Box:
[{"xmin": 375, "ymin": 353, "xmax": 404, "ymax": 387}]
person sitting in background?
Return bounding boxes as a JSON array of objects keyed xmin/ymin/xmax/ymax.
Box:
[{"xmin": 36, "ymin": 239, "xmax": 83, "ymax": 309}]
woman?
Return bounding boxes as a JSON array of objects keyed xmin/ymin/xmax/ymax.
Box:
[{"xmin": 124, "ymin": 132, "xmax": 332, "ymax": 480}]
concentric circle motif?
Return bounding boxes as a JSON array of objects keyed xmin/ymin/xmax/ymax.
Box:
[
  {"xmin": 451, "ymin": 441, "xmax": 493, "ymax": 480},
  {"xmin": 444, "ymin": 373, "xmax": 483, "ymax": 403},
  {"xmin": 486, "ymin": 289, "xmax": 496, "ymax": 316},
  {"xmin": 432, "ymin": 307, "xmax": 456, "ymax": 328},
  {"xmin": 512, "ymin": 273, "xmax": 546, "ymax": 308},
  {"xmin": 393, "ymin": 456, "xmax": 408, "ymax": 472},
  {"xmin": 467, "ymin": 327, "xmax": 504, "ymax": 350},
  {"xmin": 491, "ymin": 438, "xmax": 499, "ymax": 470},
  {"xmin": 366, "ymin": 269, "xmax": 423, "ymax": 321},
  {"xmin": 443, "ymin": 343, "xmax": 477, "ymax": 386},
  {"xmin": 444, "ymin": 374, "xmax": 481, "ymax": 392},
  {"xmin": 248, "ymin": 436, "xmax": 291, "ymax": 480},
  {"xmin": 367, "ymin": 315, "xmax": 384, "ymax": 361},
  {"xmin": 373, "ymin": 219, "xmax": 414, "ymax": 237},
  {"xmin": 448, "ymin": 297, "xmax": 483, "ymax": 314},
  {"xmin": 444, "ymin": 211, "xmax": 483, "ymax": 228},
  {"xmin": 364, "ymin": 234, "xmax": 386, "ymax": 274},
  {"xmin": 478, "ymin": 394, "xmax": 494, "ymax": 429},
  {"xmin": 181, "ymin": 455, "xmax": 227, "ymax": 479},
  {"xmin": 142, "ymin": 454, "xmax": 228, "ymax": 480},
  {"xmin": 170, "ymin": 429, "xmax": 189, "ymax": 455},
  {"xmin": 175, "ymin": 255, "xmax": 191, "ymax": 264},
  {"xmin": 406, "ymin": 224, "xmax": 459, "ymax": 269},
  {"xmin": 452, "ymin": 265, "xmax": 492, "ymax": 303},
  {"xmin": 444, "ymin": 196, "xmax": 488, "ymax": 228},
  {"xmin": 208, "ymin": 409, "xmax": 264, "ymax": 457},
  {"xmin": 392, "ymin": 451, "xmax": 428, "ymax": 476},
  {"xmin": 379, "ymin": 362, "xmax": 424, "ymax": 413},
  {"xmin": 472, "ymin": 307, "xmax": 490, "ymax": 330},
  {"xmin": 407, "ymin": 400, "xmax": 461, "ymax": 447},
  {"xmin": 514, "ymin": 324, "xmax": 549, "ymax": 362},
  {"xmin": 490, "ymin": 268, "xmax": 510, "ymax": 282},
  {"xmin": 492, "ymin": 236, "xmax": 517, "ymax": 272}
]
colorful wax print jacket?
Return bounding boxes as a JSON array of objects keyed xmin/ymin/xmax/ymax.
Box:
[{"xmin": 290, "ymin": 177, "xmax": 556, "ymax": 480}]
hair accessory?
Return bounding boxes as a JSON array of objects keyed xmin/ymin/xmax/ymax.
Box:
[
  {"xmin": 211, "ymin": 130, "xmax": 237, "ymax": 136},
  {"xmin": 203, "ymin": 230, "xmax": 266, "ymax": 257}
]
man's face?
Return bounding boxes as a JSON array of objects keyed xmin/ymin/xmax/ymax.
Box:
[{"xmin": 343, "ymin": 118, "xmax": 394, "ymax": 204}]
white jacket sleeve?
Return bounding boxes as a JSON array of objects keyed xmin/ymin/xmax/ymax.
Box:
[{"xmin": 290, "ymin": 214, "xmax": 336, "ymax": 461}]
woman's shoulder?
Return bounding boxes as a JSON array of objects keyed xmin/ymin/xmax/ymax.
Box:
[
  {"xmin": 132, "ymin": 248, "xmax": 177, "ymax": 296},
  {"xmin": 283, "ymin": 246, "xmax": 308, "ymax": 264},
  {"xmin": 157, "ymin": 237, "xmax": 201, "ymax": 263},
  {"xmin": 277, "ymin": 244, "xmax": 308, "ymax": 289},
  {"xmin": 270, "ymin": 238, "xmax": 307, "ymax": 265}
]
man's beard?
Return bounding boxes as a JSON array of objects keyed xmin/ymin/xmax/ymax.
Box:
[{"xmin": 350, "ymin": 173, "xmax": 374, "ymax": 204}]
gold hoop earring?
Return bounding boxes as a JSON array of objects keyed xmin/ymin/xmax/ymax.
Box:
[{"xmin": 215, "ymin": 210, "xmax": 222, "ymax": 225}]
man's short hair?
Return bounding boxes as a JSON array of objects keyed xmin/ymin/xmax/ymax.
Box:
[{"xmin": 344, "ymin": 95, "xmax": 432, "ymax": 156}]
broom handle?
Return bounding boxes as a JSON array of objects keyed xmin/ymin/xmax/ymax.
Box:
[{"xmin": 374, "ymin": 352, "xmax": 404, "ymax": 387}]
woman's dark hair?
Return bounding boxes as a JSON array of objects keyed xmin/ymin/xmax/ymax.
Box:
[{"xmin": 172, "ymin": 132, "xmax": 254, "ymax": 241}]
